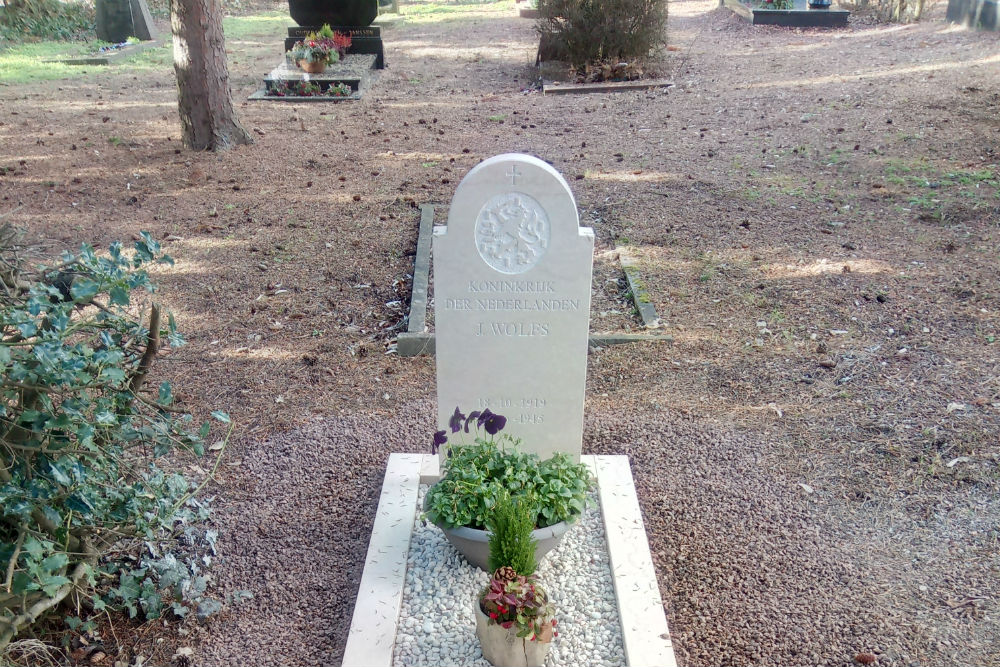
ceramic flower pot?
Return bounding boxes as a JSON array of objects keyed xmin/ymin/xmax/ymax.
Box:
[
  {"xmin": 474, "ymin": 599, "xmax": 551, "ymax": 667},
  {"xmin": 440, "ymin": 521, "xmax": 570, "ymax": 572},
  {"xmin": 298, "ymin": 59, "xmax": 327, "ymax": 73},
  {"xmin": 424, "ymin": 492, "xmax": 572, "ymax": 571}
]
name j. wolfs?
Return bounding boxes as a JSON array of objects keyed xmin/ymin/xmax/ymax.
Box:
[{"xmin": 475, "ymin": 322, "xmax": 549, "ymax": 337}]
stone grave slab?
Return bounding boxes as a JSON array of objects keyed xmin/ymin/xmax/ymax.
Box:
[
  {"xmin": 723, "ymin": 0, "xmax": 849, "ymax": 26},
  {"xmin": 433, "ymin": 154, "xmax": 594, "ymax": 461},
  {"xmin": 249, "ymin": 54, "xmax": 376, "ymax": 101}
]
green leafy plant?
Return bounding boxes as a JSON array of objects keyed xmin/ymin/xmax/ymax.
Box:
[
  {"xmin": 0, "ymin": 224, "xmax": 231, "ymax": 651},
  {"xmin": 479, "ymin": 569, "xmax": 556, "ymax": 642},
  {"xmin": 425, "ymin": 407, "xmax": 593, "ymax": 530},
  {"xmin": 487, "ymin": 490, "xmax": 538, "ymax": 576}
]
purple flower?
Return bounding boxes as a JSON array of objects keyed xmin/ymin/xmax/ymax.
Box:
[
  {"xmin": 449, "ymin": 406, "xmax": 465, "ymax": 433},
  {"xmin": 432, "ymin": 430, "xmax": 447, "ymax": 454},
  {"xmin": 483, "ymin": 412, "xmax": 507, "ymax": 435},
  {"xmin": 464, "ymin": 410, "xmax": 481, "ymax": 433},
  {"xmin": 477, "ymin": 408, "xmax": 494, "ymax": 429}
]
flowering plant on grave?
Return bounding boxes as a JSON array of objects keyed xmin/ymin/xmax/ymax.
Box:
[
  {"xmin": 480, "ymin": 568, "xmax": 557, "ymax": 642},
  {"xmin": 753, "ymin": 0, "xmax": 795, "ymax": 9},
  {"xmin": 287, "ymin": 23, "xmax": 352, "ymax": 65},
  {"xmin": 424, "ymin": 407, "xmax": 593, "ymax": 530},
  {"xmin": 270, "ymin": 81, "xmax": 352, "ymax": 97}
]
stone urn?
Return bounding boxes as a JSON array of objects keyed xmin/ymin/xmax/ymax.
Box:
[
  {"xmin": 287, "ymin": 0, "xmax": 377, "ymax": 26},
  {"xmin": 474, "ymin": 600, "xmax": 552, "ymax": 667}
]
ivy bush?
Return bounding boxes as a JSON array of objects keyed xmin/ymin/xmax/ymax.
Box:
[
  {"xmin": 536, "ymin": 0, "xmax": 668, "ymax": 69},
  {"xmin": 0, "ymin": 0, "xmax": 95, "ymax": 43},
  {"xmin": 0, "ymin": 225, "xmax": 233, "ymax": 653}
]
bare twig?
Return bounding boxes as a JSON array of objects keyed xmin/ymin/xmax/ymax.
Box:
[
  {"xmin": 3, "ymin": 527, "xmax": 24, "ymax": 593},
  {"xmin": 171, "ymin": 422, "xmax": 234, "ymax": 513},
  {"xmin": 127, "ymin": 303, "xmax": 161, "ymax": 397}
]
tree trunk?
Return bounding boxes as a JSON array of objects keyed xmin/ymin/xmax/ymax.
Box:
[{"xmin": 169, "ymin": 0, "xmax": 251, "ymax": 151}]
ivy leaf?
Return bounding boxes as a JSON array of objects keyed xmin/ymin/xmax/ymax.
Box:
[
  {"xmin": 23, "ymin": 536, "xmax": 45, "ymax": 561},
  {"xmin": 49, "ymin": 461, "xmax": 73, "ymax": 486},
  {"xmin": 10, "ymin": 571, "xmax": 31, "ymax": 595},
  {"xmin": 65, "ymin": 493, "xmax": 95, "ymax": 517},
  {"xmin": 39, "ymin": 573, "xmax": 71, "ymax": 597},
  {"xmin": 158, "ymin": 382, "xmax": 173, "ymax": 405},
  {"xmin": 95, "ymin": 410, "xmax": 117, "ymax": 425},
  {"xmin": 39, "ymin": 504, "xmax": 62, "ymax": 527},
  {"xmin": 117, "ymin": 574, "xmax": 141, "ymax": 602},
  {"xmin": 41, "ymin": 552, "xmax": 69, "ymax": 574},
  {"xmin": 210, "ymin": 411, "xmax": 231, "ymax": 424},
  {"xmin": 17, "ymin": 321, "xmax": 38, "ymax": 338},
  {"xmin": 101, "ymin": 367, "xmax": 127, "ymax": 384},
  {"xmin": 109, "ymin": 284, "xmax": 130, "ymax": 306},
  {"xmin": 70, "ymin": 278, "xmax": 100, "ymax": 303}
]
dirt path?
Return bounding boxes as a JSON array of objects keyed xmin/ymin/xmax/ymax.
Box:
[{"xmin": 2, "ymin": 0, "xmax": 998, "ymax": 665}]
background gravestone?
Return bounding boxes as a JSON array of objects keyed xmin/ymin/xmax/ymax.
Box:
[
  {"xmin": 434, "ymin": 153, "xmax": 594, "ymax": 462},
  {"xmin": 283, "ymin": 0, "xmax": 384, "ymax": 68},
  {"xmin": 95, "ymin": 0, "xmax": 157, "ymax": 43}
]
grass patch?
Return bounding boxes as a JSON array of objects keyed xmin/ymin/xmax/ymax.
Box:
[
  {"xmin": 402, "ymin": 0, "xmax": 514, "ymax": 23},
  {"xmin": 222, "ymin": 11, "xmax": 289, "ymax": 42},
  {"xmin": 0, "ymin": 40, "xmax": 96, "ymax": 84}
]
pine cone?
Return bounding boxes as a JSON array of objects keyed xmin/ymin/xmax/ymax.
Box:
[{"xmin": 494, "ymin": 566, "xmax": 517, "ymax": 582}]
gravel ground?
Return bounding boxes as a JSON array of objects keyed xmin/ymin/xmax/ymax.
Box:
[
  {"xmin": 4, "ymin": 0, "xmax": 998, "ymax": 665},
  {"xmin": 188, "ymin": 402, "xmax": 437, "ymax": 667},
  {"xmin": 393, "ymin": 487, "xmax": 625, "ymax": 666}
]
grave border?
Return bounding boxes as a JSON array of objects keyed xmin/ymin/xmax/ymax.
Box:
[
  {"xmin": 53, "ymin": 39, "xmax": 159, "ymax": 66},
  {"xmin": 541, "ymin": 79, "xmax": 673, "ymax": 95},
  {"xmin": 341, "ymin": 453, "xmax": 677, "ymax": 667},
  {"xmin": 396, "ymin": 205, "xmax": 670, "ymax": 357},
  {"xmin": 722, "ymin": 0, "xmax": 850, "ymax": 26}
]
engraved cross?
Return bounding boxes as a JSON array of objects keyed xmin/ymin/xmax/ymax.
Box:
[{"xmin": 507, "ymin": 165, "xmax": 522, "ymax": 185}]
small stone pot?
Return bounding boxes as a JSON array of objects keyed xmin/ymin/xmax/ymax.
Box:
[
  {"xmin": 298, "ymin": 59, "xmax": 327, "ymax": 73},
  {"xmin": 808, "ymin": 0, "xmax": 833, "ymax": 7},
  {"xmin": 474, "ymin": 600, "xmax": 551, "ymax": 667}
]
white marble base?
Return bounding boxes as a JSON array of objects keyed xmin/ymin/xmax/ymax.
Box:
[{"xmin": 341, "ymin": 454, "xmax": 676, "ymax": 667}]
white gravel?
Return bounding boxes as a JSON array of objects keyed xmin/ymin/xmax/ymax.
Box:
[{"xmin": 392, "ymin": 488, "xmax": 626, "ymax": 667}]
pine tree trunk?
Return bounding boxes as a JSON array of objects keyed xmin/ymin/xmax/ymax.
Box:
[{"xmin": 170, "ymin": 0, "xmax": 252, "ymax": 151}]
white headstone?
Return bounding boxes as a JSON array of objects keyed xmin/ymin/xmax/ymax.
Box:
[{"xmin": 434, "ymin": 153, "xmax": 594, "ymax": 461}]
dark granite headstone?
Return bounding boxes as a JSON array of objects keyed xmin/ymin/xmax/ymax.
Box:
[
  {"xmin": 96, "ymin": 0, "xmax": 158, "ymax": 43},
  {"xmin": 287, "ymin": 0, "xmax": 378, "ymax": 27},
  {"xmin": 96, "ymin": 0, "xmax": 132, "ymax": 43}
]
